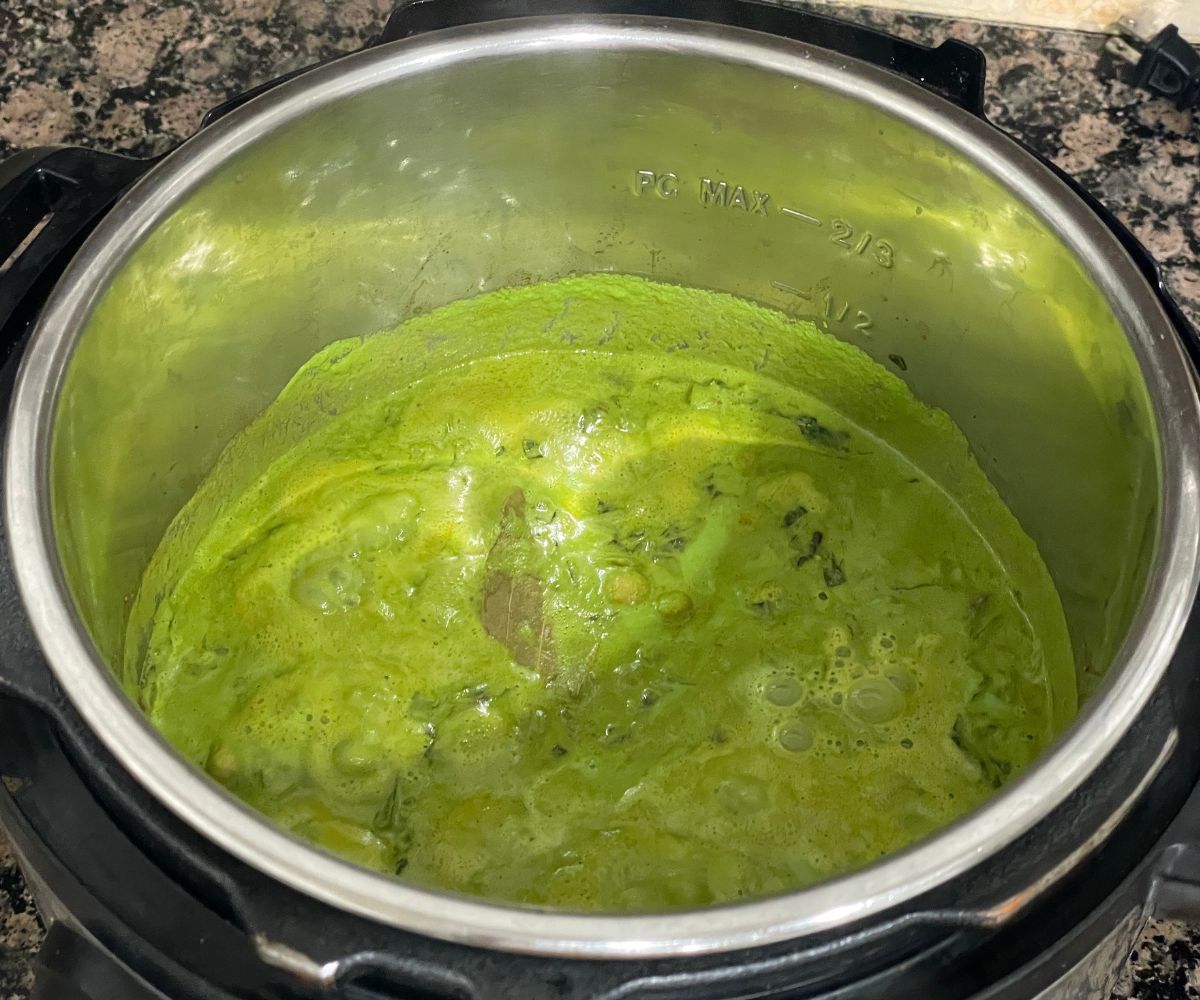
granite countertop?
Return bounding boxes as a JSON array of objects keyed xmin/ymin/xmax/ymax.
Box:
[{"xmin": 1, "ymin": 2, "xmax": 1199, "ymax": 998}]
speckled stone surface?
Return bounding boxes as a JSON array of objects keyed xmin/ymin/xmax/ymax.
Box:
[{"xmin": 1, "ymin": 2, "xmax": 1199, "ymax": 998}]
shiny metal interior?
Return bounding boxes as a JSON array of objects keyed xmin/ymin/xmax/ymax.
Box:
[
  {"xmin": 50, "ymin": 26, "xmax": 1160, "ymax": 692},
  {"xmin": 7, "ymin": 18, "xmax": 1199, "ymax": 956}
]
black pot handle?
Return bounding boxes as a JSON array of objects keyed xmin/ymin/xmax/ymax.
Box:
[
  {"xmin": 0, "ymin": 146, "xmax": 149, "ymax": 364},
  {"xmin": 0, "ymin": 361, "xmax": 69, "ymax": 720},
  {"xmin": 31, "ymin": 922, "xmax": 171, "ymax": 1000},
  {"xmin": 1151, "ymin": 777, "xmax": 1200, "ymax": 919},
  {"xmin": 0, "ymin": 148, "xmax": 150, "ymax": 717},
  {"xmin": 375, "ymin": 0, "xmax": 987, "ymax": 116},
  {"xmin": 200, "ymin": 64, "xmax": 330, "ymax": 129}
]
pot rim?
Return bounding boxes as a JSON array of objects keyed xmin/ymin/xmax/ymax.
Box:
[{"xmin": 6, "ymin": 15, "xmax": 1200, "ymax": 959}]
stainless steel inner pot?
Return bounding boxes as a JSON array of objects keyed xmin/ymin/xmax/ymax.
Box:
[{"xmin": 6, "ymin": 15, "xmax": 1200, "ymax": 958}]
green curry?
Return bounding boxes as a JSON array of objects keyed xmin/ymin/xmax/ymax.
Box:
[{"xmin": 127, "ymin": 274, "xmax": 1075, "ymax": 911}]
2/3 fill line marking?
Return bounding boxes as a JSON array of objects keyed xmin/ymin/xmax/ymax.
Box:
[{"xmin": 781, "ymin": 207, "xmax": 822, "ymax": 226}]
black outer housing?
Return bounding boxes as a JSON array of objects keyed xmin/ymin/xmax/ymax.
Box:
[{"xmin": 2, "ymin": 3, "xmax": 1200, "ymax": 998}]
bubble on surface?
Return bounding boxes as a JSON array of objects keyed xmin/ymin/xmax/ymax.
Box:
[
  {"xmin": 847, "ymin": 678, "xmax": 905, "ymax": 724},
  {"xmin": 778, "ymin": 723, "xmax": 814, "ymax": 752},
  {"xmin": 290, "ymin": 557, "xmax": 365, "ymax": 614},
  {"xmin": 764, "ymin": 677, "xmax": 802, "ymax": 706},
  {"xmin": 343, "ymin": 490, "xmax": 418, "ymax": 553},
  {"xmin": 716, "ymin": 776, "xmax": 769, "ymax": 815}
]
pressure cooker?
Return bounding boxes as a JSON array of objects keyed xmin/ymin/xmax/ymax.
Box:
[{"xmin": 2, "ymin": 1, "xmax": 1200, "ymax": 997}]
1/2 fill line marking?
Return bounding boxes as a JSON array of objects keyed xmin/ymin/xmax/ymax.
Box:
[{"xmin": 771, "ymin": 280, "xmax": 811, "ymax": 299}]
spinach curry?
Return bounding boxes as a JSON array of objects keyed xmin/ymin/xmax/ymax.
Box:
[{"xmin": 127, "ymin": 275, "xmax": 1076, "ymax": 912}]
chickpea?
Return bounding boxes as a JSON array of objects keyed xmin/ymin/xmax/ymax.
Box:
[
  {"xmin": 206, "ymin": 743, "xmax": 238, "ymax": 785},
  {"xmin": 606, "ymin": 569, "xmax": 650, "ymax": 606}
]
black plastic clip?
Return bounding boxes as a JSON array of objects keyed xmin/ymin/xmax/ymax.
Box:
[{"xmin": 1105, "ymin": 19, "xmax": 1200, "ymax": 110}]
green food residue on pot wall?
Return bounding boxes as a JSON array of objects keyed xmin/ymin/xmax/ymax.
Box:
[{"xmin": 126, "ymin": 275, "xmax": 1076, "ymax": 911}]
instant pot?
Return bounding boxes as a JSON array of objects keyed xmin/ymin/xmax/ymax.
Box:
[{"xmin": 3, "ymin": 1, "xmax": 1200, "ymax": 997}]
